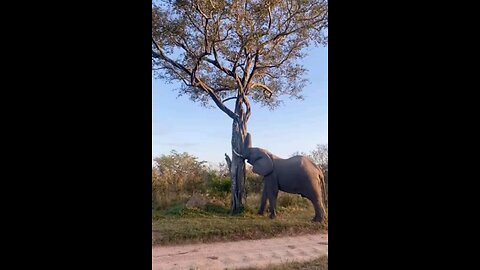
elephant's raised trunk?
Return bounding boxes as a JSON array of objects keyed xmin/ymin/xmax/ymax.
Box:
[
  {"xmin": 234, "ymin": 132, "xmax": 252, "ymax": 159},
  {"xmin": 244, "ymin": 133, "xmax": 252, "ymax": 149}
]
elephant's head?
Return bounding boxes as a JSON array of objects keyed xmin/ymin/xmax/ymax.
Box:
[{"xmin": 242, "ymin": 133, "xmax": 274, "ymax": 176}]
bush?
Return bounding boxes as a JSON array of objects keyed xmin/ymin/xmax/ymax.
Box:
[
  {"xmin": 163, "ymin": 203, "xmax": 185, "ymax": 216},
  {"xmin": 246, "ymin": 165, "xmax": 263, "ymax": 194},
  {"xmin": 207, "ymin": 173, "xmax": 231, "ymax": 195},
  {"xmin": 277, "ymin": 194, "xmax": 296, "ymax": 208},
  {"xmin": 277, "ymin": 193, "xmax": 310, "ymax": 208},
  {"xmin": 152, "ymin": 150, "xmax": 208, "ymax": 206},
  {"xmin": 246, "ymin": 179, "xmax": 262, "ymax": 193},
  {"xmin": 205, "ymin": 203, "xmax": 230, "ymax": 214}
]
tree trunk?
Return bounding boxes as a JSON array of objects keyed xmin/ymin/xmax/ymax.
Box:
[{"xmin": 229, "ymin": 96, "xmax": 248, "ymax": 214}]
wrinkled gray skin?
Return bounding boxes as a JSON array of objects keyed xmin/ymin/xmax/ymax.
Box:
[{"xmin": 241, "ymin": 133, "xmax": 327, "ymax": 223}]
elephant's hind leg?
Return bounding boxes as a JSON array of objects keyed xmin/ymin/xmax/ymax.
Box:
[{"xmin": 310, "ymin": 197, "xmax": 327, "ymax": 223}]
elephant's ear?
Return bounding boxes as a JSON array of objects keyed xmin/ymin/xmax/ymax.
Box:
[{"xmin": 252, "ymin": 151, "xmax": 274, "ymax": 176}]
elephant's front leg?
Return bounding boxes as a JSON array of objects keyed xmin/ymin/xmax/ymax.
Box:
[
  {"xmin": 265, "ymin": 177, "xmax": 279, "ymax": 219},
  {"xmin": 258, "ymin": 182, "xmax": 267, "ymax": 215}
]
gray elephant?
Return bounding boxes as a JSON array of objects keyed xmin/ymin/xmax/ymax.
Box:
[{"xmin": 236, "ymin": 133, "xmax": 327, "ymax": 223}]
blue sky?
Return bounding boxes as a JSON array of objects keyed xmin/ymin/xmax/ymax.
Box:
[{"xmin": 152, "ymin": 45, "xmax": 328, "ymax": 166}]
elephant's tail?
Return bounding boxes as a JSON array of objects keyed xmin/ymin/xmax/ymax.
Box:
[{"xmin": 319, "ymin": 172, "xmax": 328, "ymax": 210}]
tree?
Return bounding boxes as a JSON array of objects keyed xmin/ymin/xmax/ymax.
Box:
[
  {"xmin": 152, "ymin": 0, "xmax": 328, "ymax": 213},
  {"xmin": 290, "ymin": 150, "xmax": 308, "ymax": 157},
  {"xmin": 310, "ymin": 144, "xmax": 328, "ymax": 171},
  {"xmin": 310, "ymin": 144, "xmax": 327, "ymax": 208}
]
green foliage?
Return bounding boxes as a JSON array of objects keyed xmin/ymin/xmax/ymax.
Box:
[
  {"xmin": 207, "ymin": 172, "xmax": 231, "ymax": 195},
  {"xmin": 278, "ymin": 193, "xmax": 299, "ymax": 208},
  {"xmin": 163, "ymin": 203, "xmax": 185, "ymax": 216},
  {"xmin": 277, "ymin": 193, "xmax": 310, "ymax": 209},
  {"xmin": 205, "ymin": 203, "xmax": 231, "ymax": 214},
  {"xmin": 246, "ymin": 165, "xmax": 263, "ymax": 193}
]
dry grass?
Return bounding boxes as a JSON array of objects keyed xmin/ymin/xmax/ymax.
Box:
[
  {"xmin": 240, "ymin": 256, "xmax": 328, "ymax": 270},
  {"xmin": 152, "ymin": 192, "xmax": 327, "ymax": 246}
]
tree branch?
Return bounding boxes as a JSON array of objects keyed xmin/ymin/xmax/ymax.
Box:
[
  {"xmin": 225, "ymin": 153, "xmax": 232, "ymax": 170},
  {"xmin": 169, "ymin": 66, "xmax": 193, "ymax": 87},
  {"xmin": 153, "ymin": 37, "xmax": 238, "ymax": 121},
  {"xmin": 245, "ymin": 50, "xmax": 260, "ymax": 94},
  {"xmin": 194, "ymin": 77, "xmax": 239, "ymax": 120},
  {"xmin": 214, "ymin": 87, "xmax": 235, "ymax": 92},
  {"xmin": 209, "ymin": 0, "xmax": 216, "ymax": 9},
  {"xmin": 204, "ymin": 17, "xmax": 210, "ymax": 53},
  {"xmin": 243, "ymin": 95, "xmax": 252, "ymax": 121},
  {"xmin": 185, "ymin": 12, "xmax": 205, "ymax": 35},
  {"xmin": 256, "ymin": 40, "xmax": 302, "ymax": 69},
  {"xmin": 152, "ymin": 38, "xmax": 192, "ymax": 75},
  {"xmin": 266, "ymin": 5, "xmax": 272, "ymax": 36},
  {"xmin": 205, "ymin": 56, "xmax": 234, "ymax": 77},
  {"xmin": 231, "ymin": 40, "xmax": 246, "ymax": 73},
  {"xmin": 259, "ymin": 13, "xmax": 321, "ymax": 55},
  {"xmin": 242, "ymin": 50, "xmax": 254, "ymax": 88},
  {"xmin": 195, "ymin": 1, "xmax": 211, "ymax": 19},
  {"xmin": 250, "ymin": 83, "xmax": 273, "ymax": 98},
  {"xmin": 216, "ymin": 27, "xmax": 232, "ymax": 42},
  {"xmin": 176, "ymin": 35, "xmax": 196, "ymax": 57},
  {"xmin": 222, "ymin": 96, "xmax": 237, "ymax": 103}
]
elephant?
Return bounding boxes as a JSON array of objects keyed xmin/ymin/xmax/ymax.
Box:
[{"xmin": 236, "ymin": 133, "xmax": 327, "ymax": 223}]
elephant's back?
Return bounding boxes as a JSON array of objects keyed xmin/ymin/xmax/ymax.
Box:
[
  {"xmin": 275, "ymin": 156, "xmax": 319, "ymax": 192},
  {"xmin": 287, "ymin": 155, "xmax": 318, "ymax": 170},
  {"xmin": 275, "ymin": 155, "xmax": 303, "ymax": 174},
  {"xmin": 276, "ymin": 156, "xmax": 315, "ymax": 172}
]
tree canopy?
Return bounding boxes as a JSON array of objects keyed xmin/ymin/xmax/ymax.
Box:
[{"xmin": 152, "ymin": 0, "xmax": 328, "ymax": 119}]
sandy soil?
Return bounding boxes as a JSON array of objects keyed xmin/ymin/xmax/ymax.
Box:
[{"xmin": 152, "ymin": 233, "xmax": 328, "ymax": 270}]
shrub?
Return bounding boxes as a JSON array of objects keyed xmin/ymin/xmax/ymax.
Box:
[
  {"xmin": 163, "ymin": 203, "xmax": 185, "ymax": 216},
  {"xmin": 245, "ymin": 165, "xmax": 263, "ymax": 194},
  {"xmin": 207, "ymin": 173, "xmax": 231, "ymax": 195},
  {"xmin": 277, "ymin": 193, "xmax": 310, "ymax": 208},
  {"xmin": 152, "ymin": 150, "xmax": 208, "ymax": 206},
  {"xmin": 205, "ymin": 203, "xmax": 230, "ymax": 214}
]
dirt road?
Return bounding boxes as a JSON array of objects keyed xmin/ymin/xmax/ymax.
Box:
[{"xmin": 152, "ymin": 233, "xmax": 328, "ymax": 270}]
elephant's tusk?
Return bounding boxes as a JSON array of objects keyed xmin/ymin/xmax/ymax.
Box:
[{"xmin": 232, "ymin": 149, "xmax": 245, "ymax": 159}]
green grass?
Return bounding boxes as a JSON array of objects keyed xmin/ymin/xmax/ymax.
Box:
[
  {"xmin": 152, "ymin": 193, "xmax": 328, "ymax": 246},
  {"xmin": 240, "ymin": 256, "xmax": 328, "ymax": 270}
]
